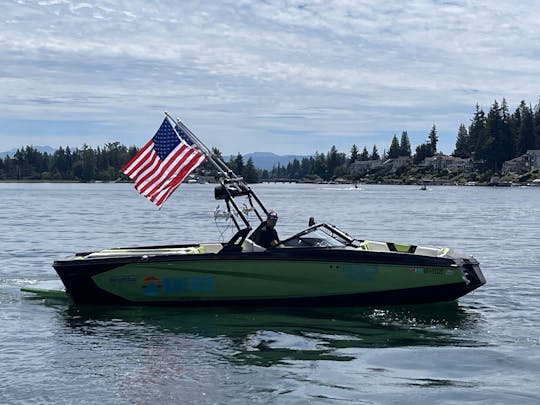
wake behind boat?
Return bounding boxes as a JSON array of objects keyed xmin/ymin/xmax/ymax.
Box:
[{"xmin": 52, "ymin": 113, "xmax": 485, "ymax": 306}]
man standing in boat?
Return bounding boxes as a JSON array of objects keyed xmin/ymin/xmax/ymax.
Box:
[{"xmin": 250, "ymin": 211, "xmax": 280, "ymax": 248}]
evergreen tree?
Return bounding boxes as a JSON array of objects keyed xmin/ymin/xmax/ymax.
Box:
[
  {"xmin": 285, "ymin": 162, "xmax": 293, "ymax": 178},
  {"xmin": 399, "ymin": 131, "xmax": 411, "ymax": 156},
  {"xmin": 235, "ymin": 153, "xmax": 245, "ymax": 175},
  {"xmin": 313, "ymin": 152, "xmax": 327, "ymax": 179},
  {"xmin": 14, "ymin": 146, "xmax": 45, "ymax": 179},
  {"xmin": 270, "ymin": 164, "xmax": 278, "ymax": 179},
  {"xmin": 500, "ymin": 98, "xmax": 515, "ymax": 164},
  {"xmin": 95, "ymin": 146, "xmax": 107, "ymax": 174},
  {"xmin": 13, "ymin": 149, "xmax": 24, "ymax": 180},
  {"xmin": 300, "ymin": 157, "xmax": 312, "ymax": 177},
  {"xmin": 414, "ymin": 143, "xmax": 434, "ymax": 165},
  {"xmin": 350, "ymin": 144, "xmax": 359, "ymax": 164},
  {"xmin": 80, "ymin": 144, "xmax": 96, "ymax": 181},
  {"xmin": 517, "ymin": 102, "xmax": 535, "ymax": 155},
  {"xmin": 333, "ymin": 164, "xmax": 349, "ymax": 178},
  {"xmin": 453, "ymin": 124, "xmax": 470, "ymax": 158},
  {"xmin": 360, "ymin": 146, "xmax": 369, "ymax": 161},
  {"xmin": 242, "ymin": 157, "xmax": 259, "ymax": 183},
  {"xmin": 387, "ymin": 135, "xmax": 400, "ymax": 159},
  {"xmin": 227, "ymin": 153, "xmax": 244, "ymax": 175},
  {"xmin": 534, "ymin": 98, "xmax": 540, "ymax": 148},
  {"xmin": 290, "ymin": 158, "xmax": 301, "ymax": 179},
  {"xmin": 474, "ymin": 126, "xmax": 494, "ymax": 168},
  {"xmin": 484, "ymin": 100, "xmax": 503, "ymax": 169},
  {"xmin": 2, "ymin": 155, "xmax": 16, "ymax": 179},
  {"xmin": 469, "ymin": 104, "xmax": 486, "ymax": 158},
  {"xmin": 277, "ymin": 163, "xmax": 285, "ymax": 178},
  {"xmin": 326, "ymin": 146, "xmax": 341, "ymax": 178},
  {"xmin": 512, "ymin": 102, "xmax": 523, "ymax": 137},
  {"xmin": 428, "ymin": 125, "xmax": 438, "ymax": 153},
  {"xmin": 370, "ymin": 145, "xmax": 380, "ymax": 160}
]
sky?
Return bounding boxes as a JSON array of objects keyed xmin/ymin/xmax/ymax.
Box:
[{"xmin": 1, "ymin": 0, "xmax": 539, "ymax": 156}]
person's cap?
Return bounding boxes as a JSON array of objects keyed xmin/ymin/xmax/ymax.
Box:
[{"xmin": 267, "ymin": 211, "xmax": 278, "ymax": 222}]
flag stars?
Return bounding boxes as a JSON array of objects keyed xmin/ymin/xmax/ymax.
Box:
[
  {"xmin": 175, "ymin": 126, "xmax": 194, "ymax": 146},
  {"xmin": 152, "ymin": 119, "xmax": 181, "ymax": 160}
]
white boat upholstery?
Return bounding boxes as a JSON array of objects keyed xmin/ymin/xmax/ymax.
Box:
[
  {"xmin": 86, "ymin": 245, "xmax": 206, "ymax": 258},
  {"xmin": 357, "ymin": 240, "xmax": 451, "ymax": 257},
  {"xmin": 199, "ymin": 243, "xmax": 224, "ymax": 254},
  {"xmin": 241, "ymin": 239, "xmax": 266, "ymax": 252},
  {"xmin": 414, "ymin": 246, "xmax": 451, "ymax": 257},
  {"xmin": 357, "ymin": 241, "xmax": 391, "ymax": 252}
]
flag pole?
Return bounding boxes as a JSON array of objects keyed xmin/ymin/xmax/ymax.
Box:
[{"xmin": 164, "ymin": 112, "xmax": 233, "ymax": 179}]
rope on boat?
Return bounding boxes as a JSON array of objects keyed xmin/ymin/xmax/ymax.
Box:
[{"xmin": 213, "ymin": 203, "xmax": 254, "ymax": 242}]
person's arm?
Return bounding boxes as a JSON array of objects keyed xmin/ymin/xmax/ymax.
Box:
[
  {"xmin": 269, "ymin": 229, "xmax": 280, "ymax": 246},
  {"xmin": 248, "ymin": 222, "xmax": 266, "ymax": 245}
]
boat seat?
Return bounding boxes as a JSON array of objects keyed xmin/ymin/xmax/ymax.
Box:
[
  {"xmin": 357, "ymin": 241, "xmax": 419, "ymax": 253},
  {"xmin": 241, "ymin": 239, "xmax": 266, "ymax": 252},
  {"xmin": 179, "ymin": 246, "xmax": 205, "ymax": 254},
  {"xmin": 86, "ymin": 246, "xmax": 204, "ymax": 258},
  {"xmin": 414, "ymin": 246, "xmax": 451, "ymax": 257},
  {"xmin": 356, "ymin": 241, "xmax": 391, "ymax": 252},
  {"xmin": 199, "ymin": 243, "xmax": 223, "ymax": 254}
]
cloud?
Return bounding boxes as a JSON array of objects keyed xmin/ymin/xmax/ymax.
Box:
[{"xmin": 1, "ymin": 0, "xmax": 539, "ymax": 154}]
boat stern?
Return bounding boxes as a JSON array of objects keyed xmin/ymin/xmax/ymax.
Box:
[{"xmin": 459, "ymin": 257, "xmax": 486, "ymax": 293}]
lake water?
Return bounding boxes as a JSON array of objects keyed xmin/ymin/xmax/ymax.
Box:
[{"xmin": 1, "ymin": 182, "xmax": 539, "ymax": 404}]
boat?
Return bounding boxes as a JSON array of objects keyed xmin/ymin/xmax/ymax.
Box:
[{"xmin": 51, "ymin": 114, "xmax": 486, "ymax": 306}]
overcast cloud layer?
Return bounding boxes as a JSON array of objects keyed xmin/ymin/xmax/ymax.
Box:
[{"xmin": 1, "ymin": 0, "xmax": 539, "ymax": 155}]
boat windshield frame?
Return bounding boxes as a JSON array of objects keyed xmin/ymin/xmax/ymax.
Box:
[{"xmin": 279, "ymin": 223, "xmax": 361, "ymax": 248}]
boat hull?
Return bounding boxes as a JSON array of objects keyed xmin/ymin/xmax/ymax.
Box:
[{"xmin": 53, "ymin": 247, "xmax": 485, "ymax": 306}]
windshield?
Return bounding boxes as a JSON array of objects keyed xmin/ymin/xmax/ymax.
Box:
[{"xmin": 280, "ymin": 224, "xmax": 353, "ymax": 248}]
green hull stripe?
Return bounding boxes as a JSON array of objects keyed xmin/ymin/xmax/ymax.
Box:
[{"xmin": 91, "ymin": 259, "xmax": 462, "ymax": 303}]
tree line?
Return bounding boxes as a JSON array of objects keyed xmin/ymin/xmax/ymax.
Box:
[
  {"xmin": 0, "ymin": 142, "xmax": 137, "ymax": 181},
  {"xmin": 262, "ymin": 97, "xmax": 540, "ymax": 180},
  {"xmin": 454, "ymin": 99, "xmax": 540, "ymax": 170},
  {"xmin": 1, "ymin": 99, "xmax": 539, "ymax": 182}
]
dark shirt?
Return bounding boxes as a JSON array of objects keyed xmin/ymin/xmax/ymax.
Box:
[{"xmin": 249, "ymin": 223, "xmax": 279, "ymax": 248}]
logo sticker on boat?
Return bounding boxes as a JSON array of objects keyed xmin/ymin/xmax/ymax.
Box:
[
  {"xmin": 142, "ymin": 276, "xmax": 162, "ymax": 296},
  {"xmin": 141, "ymin": 275, "xmax": 215, "ymax": 296},
  {"xmin": 409, "ymin": 267, "xmax": 455, "ymax": 276}
]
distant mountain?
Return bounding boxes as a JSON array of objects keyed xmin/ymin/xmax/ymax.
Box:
[
  {"xmin": 240, "ymin": 152, "xmax": 309, "ymax": 170},
  {"xmin": 0, "ymin": 145, "xmax": 55, "ymax": 158}
]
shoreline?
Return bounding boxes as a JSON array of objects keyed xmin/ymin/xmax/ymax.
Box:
[{"xmin": 1, "ymin": 179, "xmax": 539, "ymax": 187}]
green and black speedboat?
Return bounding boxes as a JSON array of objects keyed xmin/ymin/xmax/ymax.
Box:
[
  {"xmin": 53, "ymin": 220, "xmax": 485, "ymax": 306},
  {"xmin": 52, "ymin": 115, "xmax": 486, "ymax": 306}
]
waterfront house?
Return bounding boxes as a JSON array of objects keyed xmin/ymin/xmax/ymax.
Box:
[
  {"xmin": 383, "ymin": 156, "xmax": 412, "ymax": 172},
  {"xmin": 421, "ymin": 155, "xmax": 473, "ymax": 172},
  {"xmin": 349, "ymin": 159, "xmax": 382, "ymax": 175},
  {"xmin": 502, "ymin": 150, "xmax": 540, "ymax": 174}
]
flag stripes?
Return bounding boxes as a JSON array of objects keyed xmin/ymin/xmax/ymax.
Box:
[{"xmin": 121, "ymin": 118, "xmax": 206, "ymax": 208}]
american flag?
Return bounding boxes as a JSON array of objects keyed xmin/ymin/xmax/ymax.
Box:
[{"xmin": 122, "ymin": 117, "xmax": 206, "ymax": 208}]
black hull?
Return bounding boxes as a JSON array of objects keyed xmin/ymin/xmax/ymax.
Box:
[
  {"xmin": 61, "ymin": 281, "xmax": 479, "ymax": 307},
  {"xmin": 53, "ymin": 245, "xmax": 485, "ymax": 307}
]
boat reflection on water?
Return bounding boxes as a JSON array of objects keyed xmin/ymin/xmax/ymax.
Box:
[{"xmin": 53, "ymin": 301, "xmax": 485, "ymax": 366}]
